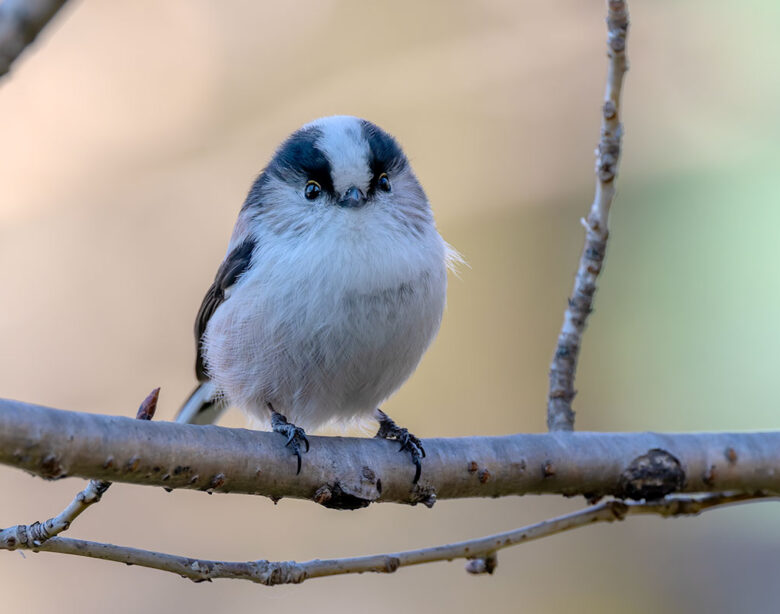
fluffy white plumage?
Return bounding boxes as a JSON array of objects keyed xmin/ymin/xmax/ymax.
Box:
[{"xmin": 186, "ymin": 116, "xmax": 455, "ymax": 432}]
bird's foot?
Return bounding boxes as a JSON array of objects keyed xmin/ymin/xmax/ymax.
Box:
[
  {"xmin": 374, "ymin": 409, "xmax": 425, "ymax": 483},
  {"xmin": 269, "ymin": 406, "xmax": 309, "ymax": 475}
]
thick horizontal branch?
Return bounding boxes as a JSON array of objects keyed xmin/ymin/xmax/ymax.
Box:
[
  {"xmin": 0, "ymin": 390, "xmax": 159, "ymax": 548},
  {"xmin": 1, "ymin": 398, "xmax": 778, "ymax": 507}
]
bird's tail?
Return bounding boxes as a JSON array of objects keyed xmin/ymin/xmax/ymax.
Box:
[{"xmin": 175, "ymin": 380, "xmax": 227, "ymax": 425}]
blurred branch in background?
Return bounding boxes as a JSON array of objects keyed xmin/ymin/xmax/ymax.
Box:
[
  {"xmin": 547, "ymin": 0, "xmax": 629, "ymax": 431},
  {"xmin": 2, "ymin": 399, "xmax": 780, "ymax": 505},
  {"xmin": 0, "ymin": 0, "xmax": 68, "ymax": 78},
  {"xmin": 2, "ymin": 492, "xmax": 770, "ymax": 585}
]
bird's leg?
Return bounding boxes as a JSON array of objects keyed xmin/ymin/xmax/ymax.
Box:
[
  {"xmin": 374, "ymin": 409, "xmax": 426, "ymax": 483},
  {"xmin": 268, "ymin": 403, "xmax": 309, "ymax": 475}
]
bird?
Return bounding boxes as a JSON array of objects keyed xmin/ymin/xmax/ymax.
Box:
[{"xmin": 176, "ymin": 115, "xmax": 457, "ymax": 483}]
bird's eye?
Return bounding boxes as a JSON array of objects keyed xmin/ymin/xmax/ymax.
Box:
[
  {"xmin": 377, "ymin": 173, "xmax": 391, "ymax": 192},
  {"xmin": 304, "ymin": 180, "xmax": 321, "ymax": 200}
]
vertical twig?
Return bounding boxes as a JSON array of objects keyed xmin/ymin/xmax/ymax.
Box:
[{"xmin": 547, "ymin": 0, "xmax": 629, "ymax": 431}]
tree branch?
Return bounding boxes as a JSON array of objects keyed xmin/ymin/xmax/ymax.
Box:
[
  {"xmin": 0, "ymin": 0, "xmax": 68, "ymax": 79},
  {"xmin": 1, "ymin": 493, "xmax": 769, "ymax": 585},
  {"xmin": 2, "ymin": 399, "xmax": 779, "ymax": 507},
  {"xmin": 547, "ymin": 0, "xmax": 630, "ymax": 431},
  {"xmin": 0, "ymin": 389, "xmax": 159, "ymax": 548},
  {"xmin": 0, "ymin": 0, "xmax": 772, "ymax": 592}
]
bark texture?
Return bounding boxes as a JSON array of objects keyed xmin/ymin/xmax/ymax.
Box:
[
  {"xmin": 1, "ymin": 399, "xmax": 777, "ymax": 507},
  {"xmin": 547, "ymin": 0, "xmax": 630, "ymax": 431}
]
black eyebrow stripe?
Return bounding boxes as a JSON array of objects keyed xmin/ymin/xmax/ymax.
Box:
[
  {"xmin": 361, "ymin": 120, "xmax": 407, "ymax": 194},
  {"xmin": 241, "ymin": 128, "xmax": 336, "ymax": 211},
  {"xmin": 265, "ymin": 128, "xmax": 335, "ymax": 195}
]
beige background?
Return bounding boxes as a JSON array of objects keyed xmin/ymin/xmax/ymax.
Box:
[{"xmin": 1, "ymin": 1, "xmax": 779, "ymax": 612}]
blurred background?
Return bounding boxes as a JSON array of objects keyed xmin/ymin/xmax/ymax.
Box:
[{"xmin": 1, "ymin": 0, "xmax": 779, "ymax": 612}]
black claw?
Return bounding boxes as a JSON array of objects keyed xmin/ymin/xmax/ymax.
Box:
[
  {"xmin": 270, "ymin": 408, "xmax": 309, "ymax": 475},
  {"xmin": 375, "ymin": 409, "xmax": 425, "ymax": 484}
]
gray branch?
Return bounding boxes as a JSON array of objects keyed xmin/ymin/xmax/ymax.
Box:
[
  {"xmin": 0, "ymin": 390, "xmax": 158, "ymax": 548},
  {"xmin": 1, "ymin": 398, "xmax": 778, "ymax": 508},
  {"xmin": 547, "ymin": 0, "xmax": 630, "ymax": 431},
  {"xmin": 0, "ymin": 0, "xmax": 68, "ymax": 78},
  {"xmin": 2, "ymin": 493, "xmax": 770, "ymax": 585},
  {"xmin": 0, "ymin": 0, "xmax": 774, "ymax": 590}
]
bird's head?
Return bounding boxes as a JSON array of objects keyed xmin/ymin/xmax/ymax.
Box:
[{"xmin": 242, "ymin": 116, "xmax": 433, "ymax": 238}]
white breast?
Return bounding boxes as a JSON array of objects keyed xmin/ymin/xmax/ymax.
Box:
[{"xmin": 203, "ymin": 213, "xmax": 448, "ymax": 430}]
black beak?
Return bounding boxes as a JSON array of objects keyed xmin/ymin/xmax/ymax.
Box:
[{"xmin": 338, "ymin": 186, "xmax": 367, "ymax": 209}]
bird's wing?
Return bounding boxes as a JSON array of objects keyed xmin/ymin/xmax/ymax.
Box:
[{"xmin": 194, "ymin": 238, "xmax": 255, "ymax": 381}]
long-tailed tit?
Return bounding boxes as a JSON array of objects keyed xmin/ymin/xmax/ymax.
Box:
[{"xmin": 176, "ymin": 116, "xmax": 457, "ymax": 482}]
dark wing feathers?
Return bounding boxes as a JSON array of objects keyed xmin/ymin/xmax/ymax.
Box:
[{"xmin": 194, "ymin": 238, "xmax": 255, "ymax": 381}]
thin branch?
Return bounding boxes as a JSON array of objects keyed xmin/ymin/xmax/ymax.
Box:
[
  {"xmin": 547, "ymin": 0, "xmax": 630, "ymax": 431},
  {"xmin": 0, "ymin": 0, "xmax": 68, "ymax": 79},
  {"xmin": 2, "ymin": 399, "xmax": 780, "ymax": 507},
  {"xmin": 0, "ymin": 0, "xmax": 770, "ymax": 591},
  {"xmin": 2, "ymin": 493, "xmax": 769, "ymax": 585},
  {"xmin": 0, "ymin": 479, "xmax": 109, "ymax": 549},
  {"xmin": 0, "ymin": 389, "xmax": 159, "ymax": 548}
]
